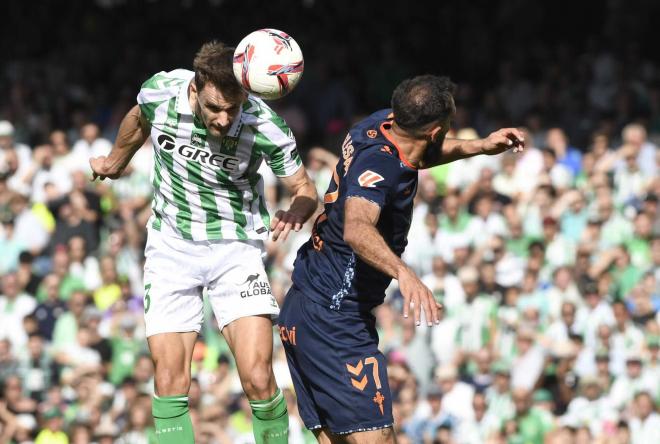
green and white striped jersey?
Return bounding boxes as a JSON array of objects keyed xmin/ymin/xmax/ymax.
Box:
[{"xmin": 137, "ymin": 69, "xmax": 302, "ymax": 241}]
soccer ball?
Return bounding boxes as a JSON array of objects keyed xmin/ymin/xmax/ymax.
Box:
[{"xmin": 233, "ymin": 29, "xmax": 304, "ymax": 100}]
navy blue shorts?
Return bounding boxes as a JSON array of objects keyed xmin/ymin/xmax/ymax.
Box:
[{"xmin": 278, "ymin": 285, "xmax": 393, "ymax": 434}]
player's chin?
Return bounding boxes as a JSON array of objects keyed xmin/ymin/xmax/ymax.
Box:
[{"xmin": 209, "ymin": 127, "xmax": 227, "ymax": 138}]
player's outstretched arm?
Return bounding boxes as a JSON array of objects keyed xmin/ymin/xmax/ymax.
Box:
[
  {"xmin": 344, "ymin": 196, "xmax": 441, "ymax": 327},
  {"xmin": 271, "ymin": 167, "xmax": 319, "ymax": 241},
  {"xmin": 425, "ymin": 127, "xmax": 525, "ymax": 168},
  {"xmin": 89, "ymin": 105, "xmax": 150, "ymax": 180}
]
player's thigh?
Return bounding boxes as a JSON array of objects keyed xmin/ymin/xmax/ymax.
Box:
[
  {"xmin": 342, "ymin": 427, "xmax": 396, "ymax": 444},
  {"xmin": 313, "ymin": 428, "xmax": 341, "ymax": 444},
  {"xmin": 312, "ymin": 423, "xmax": 396, "ymax": 443},
  {"xmin": 143, "ymin": 228, "xmax": 205, "ymax": 337},
  {"xmin": 222, "ymin": 314, "xmax": 275, "ymax": 376},
  {"xmin": 206, "ymin": 240, "xmax": 279, "ymax": 338}
]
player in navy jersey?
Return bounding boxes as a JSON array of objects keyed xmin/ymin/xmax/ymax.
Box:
[{"xmin": 279, "ymin": 75, "xmax": 524, "ymax": 443}]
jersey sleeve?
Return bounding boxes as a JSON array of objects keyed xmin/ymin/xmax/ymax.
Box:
[
  {"xmin": 344, "ymin": 150, "xmax": 401, "ymax": 208},
  {"xmin": 136, "ymin": 71, "xmax": 182, "ymax": 125},
  {"xmin": 258, "ymin": 114, "xmax": 302, "ymax": 177}
]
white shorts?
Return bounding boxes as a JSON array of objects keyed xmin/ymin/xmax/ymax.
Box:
[{"xmin": 142, "ymin": 226, "xmax": 280, "ymax": 338}]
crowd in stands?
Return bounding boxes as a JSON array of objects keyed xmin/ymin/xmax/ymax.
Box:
[{"xmin": 1, "ymin": 1, "xmax": 660, "ymax": 443}]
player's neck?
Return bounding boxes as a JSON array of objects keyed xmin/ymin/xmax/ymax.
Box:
[{"xmin": 389, "ymin": 122, "xmax": 426, "ymax": 168}]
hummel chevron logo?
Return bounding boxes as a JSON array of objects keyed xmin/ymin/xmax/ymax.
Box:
[
  {"xmin": 358, "ymin": 170, "xmax": 384, "ymax": 188},
  {"xmin": 346, "ymin": 360, "xmax": 368, "ymax": 391}
]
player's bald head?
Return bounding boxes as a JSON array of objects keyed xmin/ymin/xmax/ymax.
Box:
[{"xmin": 391, "ymin": 75, "xmax": 456, "ymax": 133}]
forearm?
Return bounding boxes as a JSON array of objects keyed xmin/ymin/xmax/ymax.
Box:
[
  {"xmin": 432, "ymin": 138, "xmax": 484, "ymax": 166},
  {"xmin": 286, "ymin": 175, "xmax": 319, "ymax": 223},
  {"xmin": 344, "ymin": 219, "xmax": 406, "ymax": 280},
  {"xmin": 104, "ymin": 105, "xmax": 149, "ymax": 173}
]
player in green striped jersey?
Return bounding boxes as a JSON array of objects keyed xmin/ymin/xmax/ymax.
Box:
[{"xmin": 90, "ymin": 42, "xmax": 318, "ymax": 444}]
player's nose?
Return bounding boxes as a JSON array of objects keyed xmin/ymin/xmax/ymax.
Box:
[{"xmin": 216, "ymin": 111, "xmax": 231, "ymax": 127}]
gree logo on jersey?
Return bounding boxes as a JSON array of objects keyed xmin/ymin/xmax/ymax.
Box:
[{"xmin": 157, "ymin": 133, "xmax": 239, "ymax": 172}]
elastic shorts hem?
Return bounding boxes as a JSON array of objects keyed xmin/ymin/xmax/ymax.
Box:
[
  {"xmin": 328, "ymin": 423, "xmax": 394, "ymax": 435},
  {"xmin": 305, "ymin": 422, "xmax": 394, "ymax": 435},
  {"xmin": 218, "ymin": 307, "xmax": 280, "ymax": 331},
  {"xmin": 145, "ymin": 325, "xmax": 202, "ymax": 338}
]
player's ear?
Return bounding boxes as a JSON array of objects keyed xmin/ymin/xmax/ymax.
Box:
[{"xmin": 429, "ymin": 125, "xmax": 444, "ymax": 143}]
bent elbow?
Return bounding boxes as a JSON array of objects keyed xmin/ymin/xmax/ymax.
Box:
[{"xmin": 343, "ymin": 229, "xmax": 357, "ymax": 249}]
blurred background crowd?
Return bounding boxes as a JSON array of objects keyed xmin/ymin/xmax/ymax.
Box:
[{"xmin": 1, "ymin": 0, "xmax": 659, "ymax": 443}]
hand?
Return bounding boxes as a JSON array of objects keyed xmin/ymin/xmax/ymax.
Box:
[
  {"xmin": 270, "ymin": 209, "xmax": 304, "ymax": 241},
  {"xmin": 89, "ymin": 156, "xmax": 122, "ymax": 180},
  {"xmin": 397, "ymin": 266, "xmax": 442, "ymax": 326},
  {"xmin": 481, "ymin": 128, "xmax": 525, "ymax": 155}
]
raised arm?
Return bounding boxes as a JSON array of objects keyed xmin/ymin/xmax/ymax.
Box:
[
  {"xmin": 423, "ymin": 127, "xmax": 525, "ymax": 168},
  {"xmin": 89, "ymin": 105, "xmax": 150, "ymax": 180},
  {"xmin": 270, "ymin": 167, "xmax": 319, "ymax": 241},
  {"xmin": 343, "ymin": 196, "xmax": 441, "ymax": 326}
]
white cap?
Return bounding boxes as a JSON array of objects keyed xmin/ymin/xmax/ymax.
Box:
[
  {"xmin": 435, "ymin": 365, "xmax": 458, "ymax": 381},
  {"xmin": 0, "ymin": 121, "xmax": 14, "ymax": 137},
  {"xmin": 458, "ymin": 266, "xmax": 479, "ymax": 283}
]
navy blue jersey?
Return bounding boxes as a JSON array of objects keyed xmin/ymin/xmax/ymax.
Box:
[{"xmin": 292, "ymin": 109, "xmax": 418, "ymax": 311}]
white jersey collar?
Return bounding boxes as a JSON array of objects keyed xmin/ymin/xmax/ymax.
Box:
[{"xmin": 176, "ymin": 75, "xmax": 194, "ymax": 116}]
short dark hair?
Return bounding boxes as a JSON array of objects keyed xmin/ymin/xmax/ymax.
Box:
[
  {"xmin": 193, "ymin": 41, "xmax": 243, "ymax": 97},
  {"xmin": 391, "ymin": 75, "xmax": 456, "ymax": 132}
]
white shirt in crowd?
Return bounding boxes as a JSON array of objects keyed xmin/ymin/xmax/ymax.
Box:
[
  {"xmin": 511, "ymin": 345, "xmax": 545, "ymax": 390},
  {"xmin": 630, "ymin": 412, "xmax": 660, "ymax": 444},
  {"xmin": 0, "ymin": 292, "xmax": 37, "ymax": 349},
  {"xmin": 70, "ymin": 136, "xmax": 112, "ymax": 172}
]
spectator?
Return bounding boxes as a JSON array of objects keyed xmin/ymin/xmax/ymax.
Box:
[
  {"xmin": 608, "ymin": 351, "xmax": 658, "ymax": 412},
  {"xmin": 18, "ymin": 333, "xmax": 57, "ymax": 402},
  {"xmin": 35, "ymin": 408, "xmax": 68, "ymax": 444},
  {"xmin": 561, "ymin": 375, "xmax": 616, "ymax": 437},
  {"xmin": 93, "ymin": 256, "xmax": 122, "ymax": 311},
  {"xmin": 0, "ymin": 272, "xmax": 36, "ymax": 350},
  {"xmin": 545, "ymin": 128, "xmax": 582, "ymax": 178},
  {"xmin": 0, "ymin": 340, "xmax": 19, "ymax": 388},
  {"xmin": 51, "ymin": 290, "xmax": 89, "ymax": 350},
  {"xmin": 434, "ymin": 365, "xmax": 474, "ymax": 422},
  {"xmin": 69, "ymin": 124, "xmax": 111, "ymax": 173},
  {"xmin": 511, "ymin": 326, "xmax": 545, "ymax": 391},
  {"xmin": 508, "ymin": 388, "xmax": 554, "ymax": 444},
  {"xmin": 628, "ymin": 391, "xmax": 660, "ymax": 444},
  {"xmin": 0, "ymin": 217, "xmax": 26, "ymax": 274},
  {"xmin": 32, "ymin": 274, "xmax": 67, "ymax": 341}
]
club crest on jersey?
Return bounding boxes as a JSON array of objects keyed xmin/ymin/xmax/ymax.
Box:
[
  {"xmin": 190, "ymin": 131, "xmax": 205, "ymax": 147},
  {"xmin": 220, "ymin": 136, "xmax": 239, "ymax": 154},
  {"xmin": 358, "ymin": 170, "xmax": 384, "ymax": 188}
]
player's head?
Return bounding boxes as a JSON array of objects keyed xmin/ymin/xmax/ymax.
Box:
[
  {"xmin": 391, "ymin": 75, "xmax": 456, "ymax": 146},
  {"xmin": 191, "ymin": 41, "xmax": 247, "ymax": 138}
]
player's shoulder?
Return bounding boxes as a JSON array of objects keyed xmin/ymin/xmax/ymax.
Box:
[
  {"xmin": 140, "ymin": 69, "xmax": 193, "ymax": 93},
  {"xmin": 349, "ymin": 109, "xmax": 403, "ymax": 166},
  {"xmin": 241, "ymin": 95, "xmax": 293, "ymax": 137}
]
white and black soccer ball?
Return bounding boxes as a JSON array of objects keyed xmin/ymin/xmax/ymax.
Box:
[{"xmin": 233, "ymin": 28, "xmax": 304, "ymax": 100}]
